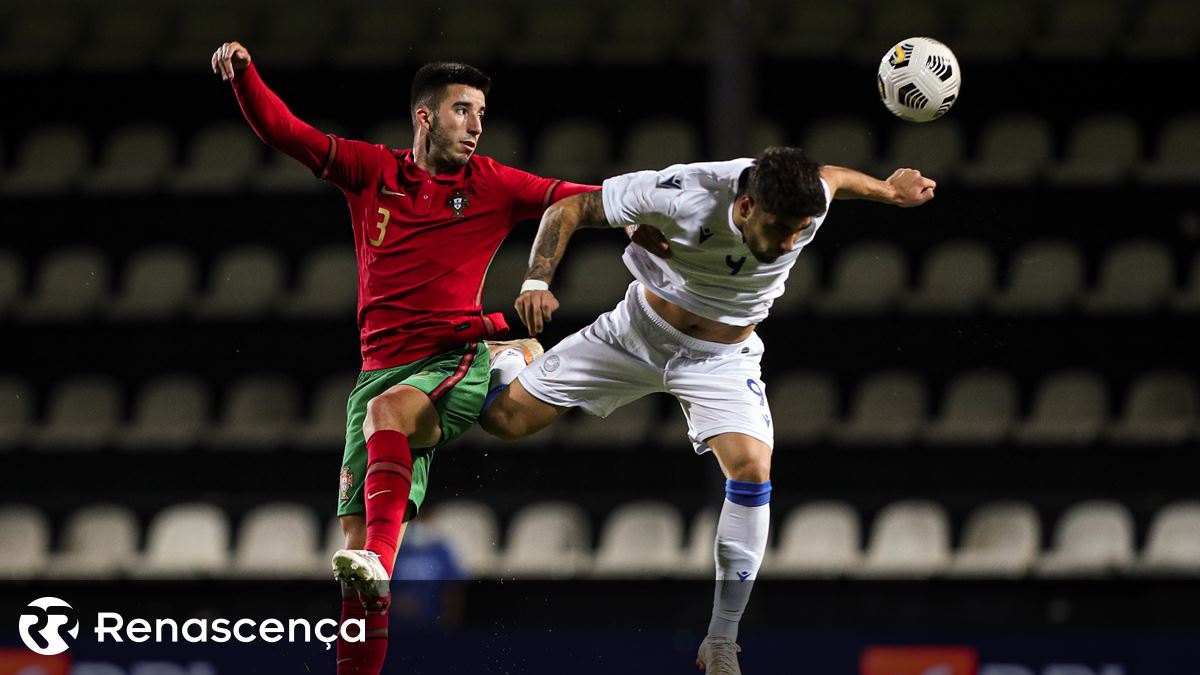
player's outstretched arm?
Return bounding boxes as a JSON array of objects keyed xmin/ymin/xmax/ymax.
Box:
[
  {"xmin": 820, "ymin": 165, "xmax": 936, "ymax": 207},
  {"xmin": 516, "ymin": 190, "xmax": 609, "ymax": 335},
  {"xmin": 212, "ymin": 41, "xmax": 330, "ymax": 172}
]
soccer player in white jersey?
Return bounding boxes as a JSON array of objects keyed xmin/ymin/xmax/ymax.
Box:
[{"xmin": 481, "ymin": 146, "xmax": 936, "ymax": 674}]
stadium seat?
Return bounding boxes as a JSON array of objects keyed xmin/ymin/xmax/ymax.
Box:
[
  {"xmin": 748, "ymin": 119, "xmax": 788, "ymax": 155},
  {"xmin": 30, "ymin": 375, "xmax": 122, "ymax": 451},
  {"xmin": 0, "ymin": 9, "xmax": 81, "ymax": 72},
  {"xmin": 767, "ymin": 501, "xmax": 861, "ymax": 578},
  {"xmin": 556, "ymin": 243, "xmax": 635, "ymax": 319},
  {"xmin": 1049, "ymin": 115, "xmax": 1143, "ymax": 185},
  {"xmin": 814, "ymin": 241, "xmax": 908, "ymax": 314},
  {"xmin": 282, "ymin": 246, "xmax": 357, "ymax": 319},
  {"xmin": 253, "ymin": 147, "xmax": 325, "ymax": 193},
  {"xmin": 1081, "ymin": 240, "xmax": 1174, "ymax": 314},
  {"xmin": 207, "ymin": 374, "xmax": 300, "ymax": 450},
  {"xmin": 17, "ymin": 247, "xmax": 110, "ymax": 322},
  {"xmin": 991, "ymin": 240, "xmax": 1084, "ymax": 314},
  {"xmin": 47, "ymin": 504, "xmax": 139, "ymax": 579},
  {"xmin": 802, "ymin": 117, "xmax": 875, "ymax": 170},
  {"xmin": 1032, "ymin": 0, "xmax": 1128, "ymax": 60},
  {"xmin": 953, "ymin": 0, "xmax": 1037, "ymax": 62},
  {"xmin": 1137, "ymin": 501, "xmax": 1200, "ymax": 575},
  {"xmin": 73, "ymin": 9, "xmax": 167, "ymax": 71},
  {"xmin": 107, "ymin": 247, "xmax": 198, "ymax": 320},
  {"xmin": 192, "ymin": 246, "xmax": 286, "ymax": 319},
  {"xmin": 136, "ymin": 503, "xmax": 230, "ymax": 578},
  {"xmin": 418, "ymin": 0, "xmax": 509, "ymax": 64},
  {"xmin": 0, "ymin": 250, "xmax": 23, "ymax": 319},
  {"xmin": 859, "ymin": 0, "xmax": 946, "ymax": 63},
  {"xmin": 904, "ymin": 240, "xmax": 995, "ymax": 313},
  {"xmin": 479, "ymin": 244, "xmax": 529, "ymax": 316},
  {"xmin": 160, "ymin": 7, "xmax": 256, "ymax": 70},
  {"xmin": 1173, "ymin": 252, "xmax": 1200, "ymax": 313},
  {"xmin": 332, "ymin": 6, "xmax": 425, "ymax": 68},
  {"xmin": 86, "ymin": 125, "xmax": 174, "ymax": 193},
  {"xmin": 769, "ymin": 370, "xmax": 839, "ymax": 445},
  {"xmin": 555, "ymin": 395, "xmax": 657, "ymax": 448},
  {"xmin": 500, "ymin": 501, "xmax": 592, "ymax": 578},
  {"xmin": 765, "ymin": 0, "xmax": 861, "ymax": 60},
  {"xmin": 857, "ymin": 500, "xmax": 950, "ymax": 578},
  {"xmin": 119, "ymin": 375, "xmax": 210, "ymax": 451},
  {"xmin": 678, "ymin": 506, "xmax": 719, "ymax": 578},
  {"xmin": 292, "ymin": 373, "xmax": 356, "ymax": 450},
  {"xmin": 168, "ymin": 123, "xmax": 262, "ymax": 193},
  {"xmin": 363, "ymin": 120, "xmax": 410, "ymax": 150},
  {"xmin": 1015, "ymin": 370, "xmax": 1110, "ymax": 445},
  {"xmin": 0, "ymin": 505, "xmax": 50, "ymax": 579},
  {"xmin": 1140, "ymin": 115, "xmax": 1200, "ymax": 185},
  {"xmin": 613, "ymin": 118, "xmax": 700, "ymax": 175},
  {"xmin": 0, "ymin": 376, "xmax": 33, "ymax": 451},
  {"xmin": 764, "ymin": 252, "xmax": 820, "ymax": 315},
  {"xmin": 833, "ymin": 370, "xmax": 927, "ymax": 445},
  {"xmin": 477, "ymin": 120, "xmax": 526, "ymax": 167},
  {"xmin": 532, "ymin": 120, "xmax": 613, "ymax": 185},
  {"xmin": 1037, "ymin": 500, "xmax": 1135, "ymax": 577},
  {"xmin": 591, "ymin": 1, "xmax": 691, "ymax": 65},
  {"xmin": 424, "ymin": 499, "xmax": 500, "ymax": 577},
  {"xmin": 249, "ymin": 6, "xmax": 332, "ymax": 68},
  {"xmin": 592, "ymin": 501, "xmax": 685, "ymax": 578},
  {"xmin": 651, "ymin": 395, "xmax": 696, "ymax": 449},
  {"xmin": 946, "ymin": 502, "xmax": 1040, "ymax": 578},
  {"xmin": 960, "ymin": 115, "xmax": 1054, "ymax": 186},
  {"xmin": 1, "ymin": 125, "xmax": 90, "ymax": 195},
  {"xmin": 1109, "ymin": 371, "xmax": 1197, "ymax": 445},
  {"xmin": 232, "ymin": 502, "xmax": 321, "ymax": 578},
  {"xmin": 877, "ymin": 120, "xmax": 966, "ymax": 181},
  {"xmin": 507, "ymin": 2, "xmax": 598, "ymax": 65},
  {"xmin": 1123, "ymin": 0, "xmax": 1200, "ymax": 60},
  {"xmin": 924, "ymin": 369, "xmax": 1018, "ymax": 446}
]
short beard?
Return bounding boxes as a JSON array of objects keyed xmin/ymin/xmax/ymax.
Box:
[{"xmin": 426, "ymin": 113, "xmax": 469, "ymax": 168}]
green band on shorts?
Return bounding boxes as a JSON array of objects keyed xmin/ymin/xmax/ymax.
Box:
[{"xmin": 337, "ymin": 342, "xmax": 490, "ymax": 521}]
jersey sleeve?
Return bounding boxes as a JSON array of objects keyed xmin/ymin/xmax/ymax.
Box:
[
  {"xmin": 600, "ymin": 170, "xmax": 680, "ymax": 229},
  {"xmin": 317, "ymin": 135, "xmax": 391, "ymax": 193},
  {"xmin": 493, "ymin": 162, "xmax": 599, "ymax": 222}
]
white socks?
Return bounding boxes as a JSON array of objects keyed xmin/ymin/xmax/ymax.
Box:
[
  {"xmin": 488, "ymin": 348, "xmax": 527, "ymax": 392},
  {"xmin": 708, "ymin": 482, "xmax": 771, "ymax": 642}
]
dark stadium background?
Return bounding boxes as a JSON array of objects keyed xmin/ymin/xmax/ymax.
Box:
[{"xmin": 1, "ymin": 0, "xmax": 1198, "ymax": 673}]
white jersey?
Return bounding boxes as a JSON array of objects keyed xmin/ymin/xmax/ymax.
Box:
[{"xmin": 602, "ymin": 158, "xmax": 833, "ymax": 325}]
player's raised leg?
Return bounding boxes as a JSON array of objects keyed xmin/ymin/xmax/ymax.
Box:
[
  {"xmin": 696, "ymin": 432, "xmax": 773, "ymax": 675},
  {"xmin": 479, "ymin": 376, "xmax": 566, "ymax": 440}
]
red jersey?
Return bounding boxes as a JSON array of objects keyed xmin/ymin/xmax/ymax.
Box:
[{"xmin": 232, "ymin": 65, "xmax": 596, "ymax": 370}]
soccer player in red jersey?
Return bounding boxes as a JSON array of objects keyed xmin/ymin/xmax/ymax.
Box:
[{"xmin": 212, "ymin": 41, "xmax": 601, "ymax": 674}]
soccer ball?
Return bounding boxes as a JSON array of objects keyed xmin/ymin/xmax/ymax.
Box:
[{"xmin": 877, "ymin": 37, "xmax": 961, "ymax": 123}]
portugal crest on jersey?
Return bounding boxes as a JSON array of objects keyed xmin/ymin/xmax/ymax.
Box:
[{"xmin": 447, "ymin": 189, "xmax": 470, "ymax": 217}]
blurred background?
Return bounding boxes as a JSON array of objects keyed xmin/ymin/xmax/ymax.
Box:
[{"xmin": 1, "ymin": 0, "xmax": 1198, "ymax": 672}]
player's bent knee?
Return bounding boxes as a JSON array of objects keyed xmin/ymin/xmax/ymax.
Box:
[
  {"xmin": 725, "ymin": 450, "xmax": 773, "ymax": 484},
  {"xmin": 479, "ymin": 402, "xmax": 529, "ymax": 441}
]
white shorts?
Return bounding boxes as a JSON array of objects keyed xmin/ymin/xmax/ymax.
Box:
[{"xmin": 517, "ymin": 282, "xmax": 773, "ymax": 454}]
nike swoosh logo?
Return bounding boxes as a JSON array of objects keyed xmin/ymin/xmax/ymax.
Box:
[
  {"xmin": 380, "ymin": 187, "xmax": 406, "ymax": 197},
  {"xmin": 367, "ymin": 490, "xmax": 392, "ymax": 500}
]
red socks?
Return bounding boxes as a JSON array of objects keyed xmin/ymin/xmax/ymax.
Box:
[
  {"xmin": 363, "ymin": 429, "xmax": 413, "ymax": 577},
  {"xmin": 337, "ymin": 596, "xmax": 390, "ymax": 674}
]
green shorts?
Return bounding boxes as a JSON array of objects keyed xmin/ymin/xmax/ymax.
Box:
[{"xmin": 337, "ymin": 341, "xmax": 490, "ymax": 521}]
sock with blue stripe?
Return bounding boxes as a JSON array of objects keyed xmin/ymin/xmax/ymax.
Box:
[{"xmin": 708, "ymin": 479, "xmax": 771, "ymax": 642}]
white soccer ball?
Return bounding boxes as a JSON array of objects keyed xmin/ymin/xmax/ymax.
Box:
[{"xmin": 877, "ymin": 37, "xmax": 961, "ymax": 123}]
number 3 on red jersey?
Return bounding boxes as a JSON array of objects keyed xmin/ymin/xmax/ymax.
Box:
[{"xmin": 370, "ymin": 207, "xmax": 390, "ymax": 246}]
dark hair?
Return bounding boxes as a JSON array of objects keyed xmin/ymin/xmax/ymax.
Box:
[
  {"xmin": 410, "ymin": 62, "xmax": 492, "ymax": 115},
  {"xmin": 741, "ymin": 146, "xmax": 826, "ymax": 219}
]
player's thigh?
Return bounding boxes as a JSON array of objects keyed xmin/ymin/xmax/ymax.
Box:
[
  {"xmin": 515, "ymin": 321, "xmax": 664, "ymax": 419},
  {"xmin": 363, "ymin": 383, "xmax": 442, "ymax": 446},
  {"xmin": 480, "ymin": 377, "xmax": 569, "ymax": 440},
  {"xmin": 706, "ymin": 432, "xmax": 773, "ymax": 483},
  {"xmin": 669, "ymin": 340, "xmax": 774, "ymax": 461}
]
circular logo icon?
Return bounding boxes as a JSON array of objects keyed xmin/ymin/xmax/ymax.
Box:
[
  {"xmin": 541, "ymin": 354, "xmax": 561, "ymax": 373},
  {"xmin": 18, "ymin": 597, "xmax": 79, "ymax": 655}
]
